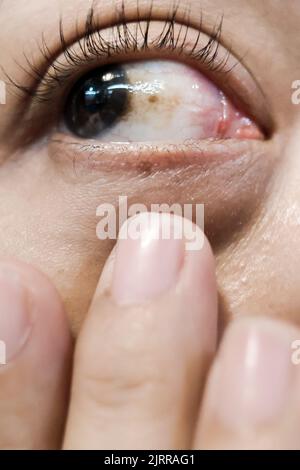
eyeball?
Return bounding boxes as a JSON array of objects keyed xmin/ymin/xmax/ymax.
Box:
[{"xmin": 64, "ymin": 60, "xmax": 263, "ymax": 142}]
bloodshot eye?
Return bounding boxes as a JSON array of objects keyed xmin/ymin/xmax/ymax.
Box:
[{"xmin": 63, "ymin": 60, "xmax": 263, "ymax": 142}]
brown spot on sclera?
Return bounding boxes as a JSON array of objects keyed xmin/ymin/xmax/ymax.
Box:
[{"xmin": 148, "ymin": 95, "xmax": 159, "ymax": 104}]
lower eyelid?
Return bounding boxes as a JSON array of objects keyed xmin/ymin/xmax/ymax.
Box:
[{"xmin": 48, "ymin": 133, "xmax": 268, "ymax": 177}]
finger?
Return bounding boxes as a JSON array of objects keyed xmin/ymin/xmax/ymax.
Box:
[
  {"xmin": 64, "ymin": 212, "xmax": 218, "ymax": 450},
  {"xmin": 194, "ymin": 317, "xmax": 300, "ymax": 450},
  {"xmin": 0, "ymin": 259, "xmax": 72, "ymax": 449}
]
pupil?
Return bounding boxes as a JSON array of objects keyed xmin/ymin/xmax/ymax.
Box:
[{"xmin": 64, "ymin": 65, "xmax": 129, "ymax": 138}]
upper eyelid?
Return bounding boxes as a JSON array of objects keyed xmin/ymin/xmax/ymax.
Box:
[
  {"xmin": 37, "ymin": 25, "xmax": 228, "ymax": 104},
  {"xmin": 12, "ymin": 8, "xmax": 229, "ymax": 103}
]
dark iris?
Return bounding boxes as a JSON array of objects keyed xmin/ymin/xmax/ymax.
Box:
[{"xmin": 64, "ymin": 65, "xmax": 130, "ymax": 138}]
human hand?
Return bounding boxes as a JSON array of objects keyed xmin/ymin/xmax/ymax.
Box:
[{"xmin": 0, "ymin": 212, "xmax": 299, "ymax": 450}]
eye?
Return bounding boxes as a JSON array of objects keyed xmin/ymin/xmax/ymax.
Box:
[{"xmin": 63, "ymin": 59, "xmax": 263, "ymax": 142}]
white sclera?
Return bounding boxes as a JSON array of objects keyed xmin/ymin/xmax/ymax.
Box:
[{"xmin": 98, "ymin": 60, "xmax": 258, "ymax": 142}]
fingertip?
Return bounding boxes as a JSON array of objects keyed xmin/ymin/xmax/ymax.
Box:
[{"xmin": 0, "ymin": 258, "xmax": 72, "ymax": 449}]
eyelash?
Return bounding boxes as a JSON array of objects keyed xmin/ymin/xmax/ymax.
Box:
[{"xmin": 9, "ymin": 1, "xmax": 231, "ymax": 105}]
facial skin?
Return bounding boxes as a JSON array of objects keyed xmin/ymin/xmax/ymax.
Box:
[{"xmin": 0, "ymin": 0, "xmax": 300, "ymax": 336}]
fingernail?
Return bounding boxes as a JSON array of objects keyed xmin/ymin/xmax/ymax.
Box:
[
  {"xmin": 111, "ymin": 213, "xmax": 185, "ymax": 305},
  {"xmin": 213, "ymin": 319, "xmax": 294, "ymax": 429},
  {"xmin": 0, "ymin": 266, "xmax": 32, "ymax": 363}
]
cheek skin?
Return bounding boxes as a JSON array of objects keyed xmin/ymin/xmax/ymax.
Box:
[
  {"xmin": 217, "ymin": 210, "xmax": 300, "ymax": 334},
  {"xmin": 217, "ymin": 129, "xmax": 300, "ymax": 332},
  {"xmin": 0, "ymin": 135, "xmax": 290, "ymax": 336}
]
